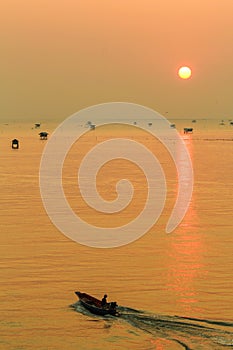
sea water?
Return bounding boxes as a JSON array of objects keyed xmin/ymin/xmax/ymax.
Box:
[{"xmin": 0, "ymin": 119, "xmax": 232, "ymax": 349}]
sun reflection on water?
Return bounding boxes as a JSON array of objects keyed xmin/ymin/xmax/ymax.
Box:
[{"xmin": 165, "ymin": 134, "xmax": 206, "ymax": 315}]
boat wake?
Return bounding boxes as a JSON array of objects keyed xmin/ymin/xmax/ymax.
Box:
[
  {"xmin": 118, "ymin": 307, "xmax": 233, "ymax": 349},
  {"xmin": 71, "ymin": 302, "xmax": 233, "ymax": 349}
]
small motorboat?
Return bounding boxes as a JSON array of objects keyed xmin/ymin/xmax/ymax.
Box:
[{"xmin": 75, "ymin": 291, "xmax": 118, "ymax": 316}]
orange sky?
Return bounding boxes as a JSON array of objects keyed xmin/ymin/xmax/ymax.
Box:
[{"xmin": 1, "ymin": 0, "xmax": 233, "ymax": 122}]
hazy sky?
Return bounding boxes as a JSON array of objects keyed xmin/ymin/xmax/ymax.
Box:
[{"xmin": 1, "ymin": 0, "xmax": 233, "ymax": 122}]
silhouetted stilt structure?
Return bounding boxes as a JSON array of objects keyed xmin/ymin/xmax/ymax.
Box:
[
  {"xmin": 39, "ymin": 132, "xmax": 48, "ymax": 140},
  {"xmin": 12, "ymin": 139, "xmax": 19, "ymax": 149},
  {"xmin": 184, "ymin": 128, "xmax": 193, "ymax": 134}
]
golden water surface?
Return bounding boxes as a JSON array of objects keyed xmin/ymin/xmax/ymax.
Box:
[{"xmin": 0, "ymin": 120, "xmax": 232, "ymax": 349}]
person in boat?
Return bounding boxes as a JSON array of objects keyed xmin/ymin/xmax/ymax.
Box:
[{"xmin": 101, "ymin": 294, "xmax": 108, "ymax": 307}]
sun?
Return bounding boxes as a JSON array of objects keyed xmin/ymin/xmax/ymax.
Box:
[{"xmin": 178, "ymin": 66, "xmax": 192, "ymax": 79}]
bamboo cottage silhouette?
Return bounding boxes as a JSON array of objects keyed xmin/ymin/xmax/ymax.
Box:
[
  {"xmin": 183, "ymin": 127, "xmax": 193, "ymax": 134},
  {"xmin": 11, "ymin": 139, "xmax": 19, "ymax": 149},
  {"xmin": 39, "ymin": 132, "xmax": 48, "ymax": 140}
]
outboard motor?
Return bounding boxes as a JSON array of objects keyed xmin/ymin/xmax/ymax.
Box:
[{"xmin": 109, "ymin": 302, "xmax": 117, "ymax": 310}]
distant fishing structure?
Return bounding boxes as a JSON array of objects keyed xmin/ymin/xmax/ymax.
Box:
[
  {"xmin": 86, "ymin": 121, "xmax": 96, "ymax": 130},
  {"xmin": 11, "ymin": 139, "xmax": 19, "ymax": 149},
  {"xmin": 39, "ymin": 131, "xmax": 48, "ymax": 140},
  {"xmin": 183, "ymin": 127, "xmax": 193, "ymax": 134}
]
